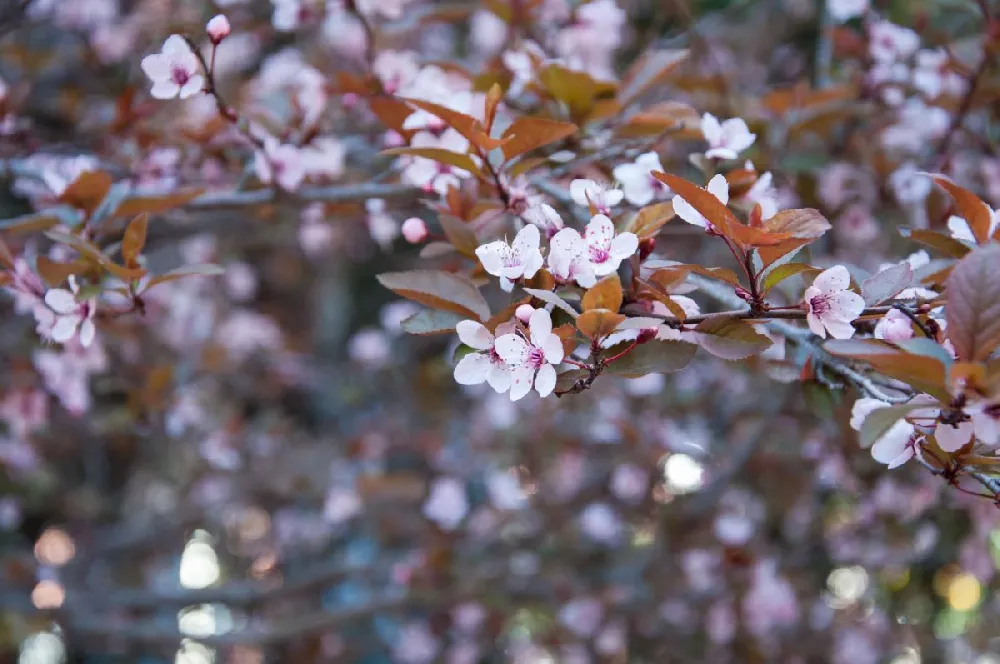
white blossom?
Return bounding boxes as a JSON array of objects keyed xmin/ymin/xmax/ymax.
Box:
[
  {"xmin": 140, "ymin": 35, "xmax": 204, "ymax": 100},
  {"xmin": 612, "ymin": 152, "xmax": 669, "ymax": 206},
  {"xmin": 701, "ymin": 113, "xmax": 756, "ymax": 160},
  {"xmin": 580, "ymin": 214, "xmax": 638, "ymax": 276},
  {"xmin": 803, "ymin": 266, "xmax": 865, "ymax": 339},
  {"xmin": 494, "ymin": 308, "xmax": 564, "ymax": 400},
  {"xmin": 548, "ymin": 227, "xmax": 598, "ymax": 288},
  {"xmin": 37, "ymin": 276, "xmax": 97, "ymax": 348},
  {"xmin": 569, "ymin": 179, "xmax": 624, "ymax": 214},
  {"xmin": 453, "ymin": 320, "xmax": 514, "ymax": 393},
  {"xmin": 475, "ymin": 225, "xmax": 544, "ymax": 292}
]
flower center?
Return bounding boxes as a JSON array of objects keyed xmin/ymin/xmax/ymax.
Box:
[
  {"xmin": 588, "ymin": 245, "xmax": 610, "ymax": 264},
  {"xmin": 809, "ymin": 294, "xmax": 831, "ymax": 316},
  {"xmin": 501, "ymin": 247, "xmax": 521, "ymax": 269},
  {"xmin": 170, "ymin": 65, "xmax": 190, "ymax": 86},
  {"xmin": 527, "ymin": 346, "xmax": 545, "ymax": 368}
]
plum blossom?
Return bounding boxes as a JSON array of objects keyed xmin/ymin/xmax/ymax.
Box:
[
  {"xmin": 423, "ymin": 477, "xmax": 468, "ymax": 530},
  {"xmin": 873, "ymin": 309, "xmax": 914, "ymax": 342},
  {"xmin": 36, "ymin": 276, "xmax": 97, "ymax": 347},
  {"xmin": 580, "ymin": 214, "xmax": 638, "ymax": 276},
  {"xmin": 548, "ymin": 228, "xmax": 597, "ymax": 288},
  {"xmin": 401, "ymin": 217, "xmax": 428, "ymax": 244},
  {"xmin": 475, "ymin": 225, "xmax": 543, "ymax": 292},
  {"xmin": 206, "ymin": 14, "xmax": 230, "ymax": 43},
  {"xmin": 34, "ymin": 340, "xmax": 107, "ymax": 416},
  {"xmin": 569, "ymin": 179, "xmax": 624, "ymax": 215},
  {"xmin": 372, "ymin": 50, "xmax": 420, "ymax": 94},
  {"xmin": 453, "ymin": 320, "xmax": 514, "ymax": 393},
  {"xmin": 254, "ymin": 139, "xmax": 306, "ymax": 191},
  {"xmin": 850, "ymin": 398, "xmax": 919, "ymax": 468},
  {"xmin": 141, "ymin": 35, "xmax": 204, "ymax": 100},
  {"xmin": 613, "ymin": 152, "xmax": 669, "ymax": 206},
  {"xmin": 701, "ymin": 113, "xmax": 756, "ymax": 160},
  {"xmin": 803, "ymin": 266, "xmax": 864, "ymax": 339},
  {"xmin": 5, "ymin": 258, "xmax": 47, "ymax": 315},
  {"xmin": 522, "ymin": 203, "xmax": 565, "ymax": 238},
  {"xmin": 495, "ymin": 309, "xmax": 564, "ymax": 400},
  {"xmin": 674, "ymin": 174, "xmax": 729, "ymax": 230},
  {"xmin": 828, "ymin": 0, "xmax": 868, "ymax": 22},
  {"xmin": 742, "ymin": 168, "xmax": 779, "ymax": 219}
]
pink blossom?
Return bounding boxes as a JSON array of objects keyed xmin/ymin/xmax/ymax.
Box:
[
  {"xmin": 400, "ymin": 129, "xmax": 475, "ymax": 195},
  {"xmin": 494, "ymin": 309, "xmax": 564, "ymax": 400},
  {"xmin": 835, "ymin": 204, "xmax": 880, "ymax": 245},
  {"xmin": 613, "ymin": 152, "xmax": 669, "ymax": 206},
  {"xmin": 324, "ymin": 487, "xmax": 362, "ymax": 525},
  {"xmin": 423, "ymin": 477, "xmax": 468, "ymax": 530},
  {"xmin": 475, "ymin": 224, "xmax": 543, "ymax": 292},
  {"xmin": 5, "ymin": 258, "xmax": 47, "ymax": 315},
  {"xmin": 206, "ymin": 14, "xmax": 230, "ymax": 43},
  {"xmin": 141, "ymin": 35, "xmax": 204, "ymax": 100},
  {"xmin": 215, "ymin": 311, "xmax": 283, "ymax": 361},
  {"xmin": 373, "ymin": 50, "xmax": 420, "ymax": 94},
  {"xmin": 522, "ymin": 203, "xmax": 565, "ymax": 238},
  {"xmin": 401, "ymin": 217, "xmax": 428, "ymax": 244},
  {"xmin": 701, "ymin": 113, "xmax": 756, "ymax": 160},
  {"xmin": 569, "ymin": 179, "xmax": 623, "ymax": 214},
  {"xmin": 828, "ymin": 0, "xmax": 868, "ymax": 22},
  {"xmin": 298, "ymin": 204, "xmax": 336, "ymax": 257},
  {"xmin": 803, "ymin": 266, "xmax": 864, "ymax": 339},
  {"xmin": 579, "ymin": 214, "xmax": 638, "ymax": 276},
  {"xmin": 453, "ymin": 320, "xmax": 514, "ymax": 394},
  {"xmin": 850, "ymin": 398, "xmax": 919, "ymax": 468},
  {"xmin": 514, "ymin": 304, "xmax": 535, "ymax": 323},
  {"xmin": 868, "ymin": 20, "xmax": 920, "ymax": 63},
  {"xmin": 33, "ymin": 340, "xmax": 107, "ymax": 416},
  {"xmin": 873, "ymin": 309, "xmax": 914, "ymax": 342},
  {"xmin": 254, "ymin": 139, "xmax": 306, "ymax": 191},
  {"xmin": 913, "ymin": 49, "xmax": 966, "ymax": 98},
  {"xmin": 38, "ymin": 276, "xmax": 97, "ymax": 347},
  {"xmin": 548, "ymin": 227, "xmax": 597, "ymax": 288},
  {"xmin": 674, "ymin": 174, "xmax": 729, "ymax": 230}
]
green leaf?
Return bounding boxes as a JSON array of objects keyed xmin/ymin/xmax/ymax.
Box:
[
  {"xmin": 899, "ymin": 227, "xmax": 970, "ymax": 259},
  {"xmin": 605, "ymin": 340, "xmax": 697, "ymax": 377},
  {"xmin": 401, "ymin": 309, "xmax": 465, "ymax": 335},
  {"xmin": 861, "ymin": 263, "xmax": 913, "ymax": 306},
  {"xmin": 761, "ymin": 262, "xmax": 814, "ymax": 293},
  {"xmin": 693, "ymin": 316, "xmax": 773, "ymax": 360},
  {"xmin": 378, "ymin": 270, "xmax": 491, "ymax": 322},
  {"xmin": 945, "ymin": 243, "xmax": 1000, "ymax": 362}
]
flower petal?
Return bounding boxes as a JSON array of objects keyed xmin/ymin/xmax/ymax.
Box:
[
  {"xmin": 673, "ymin": 196, "xmax": 708, "ymax": 228},
  {"xmin": 50, "ymin": 316, "xmax": 78, "ymax": 343},
  {"xmin": 528, "ymin": 308, "xmax": 552, "ymax": 344},
  {"xmin": 609, "ymin": 232, "xmax": 638, "ymax": 260},
  {"xmin": 824, "ymin": 290, "xmax": 865, "ymax": 322},
  {"xmin": 78, "ymin": 319, "xmax": 96, "ymax": 348},
  {"xmin": 812, "ymin": 265, "xmax": 851, "ymax": 293},
  {"xmin": 570, "ymin": 179, "xmax": 596, "ymax": 207},
  {"xmin": 706, "ymin": 174, "xmax": 729, "ymax": 204},
  {"xmin": 541, "ymin": 334, "xmax": 564, "ymax": 365},
  {"xmin": 454, "ymin": 352, "xmax": 490, "ymax": 385},
  {"xmin": 140, "ymin": 54, "xmax": 170, "ymax": 80},
  {"xmin": 508, "ymin": 366, "xmax": 535, "ymax": 401},
  {"xmin": 494, "ymin": 334, "xmax": 531, "ymax": 366},
  {"xmin": 850, "ymin": 397, "xmax": 889, "ymax": 431},
  {"xmin": 534, "ymin": 364, "xmax": 556, "ymax": 397},
  {"xmin": 871, "ymin": 421, "xmax": 914, "ymax": 465},
  {"xmin": 823, "ymin": 318, "xmax": 857, "ymax": 340},
  {"xmin": 486, "ymin": 363, "xmax": 512, "ymax": 393},
  {"xmin": 44, "ymin": 289, "xmax": 77, "ymax": 314},
  {"xmin": 935, "ymin": 420, "xmax": 975, "ymax": 452},
  {"xmin": 456, "ymin": 320, "xmax": 493, "ymax": 350},
  {"xmin": 475, "ymin": 241, "xmax": 508, "ymax": 277},
  {"xmin": 511, "ymin": 224, "xmax": 540, "ymax": 257},
  {"xmin": 584, "ymin": 215, "xmax": 615, "ymax": 250}
]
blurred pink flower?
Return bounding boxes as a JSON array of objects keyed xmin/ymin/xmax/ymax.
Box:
[{"xmin": 141, "ymin": 35, "xmax": 204, "ymax": 100}]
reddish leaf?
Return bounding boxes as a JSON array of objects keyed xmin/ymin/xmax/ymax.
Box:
[
  {"xmin": 383, "ymin": 147, "xmax": 481, "ymax": 174},
  {"xmin": 59, "ymin": 171, "xmax": 113, "ymax": 215},
  {"xmin": 144, "ymin": 264, "xmax": 226, "ymax": 290},
  {"xmin": 648, "ymin": 266, "xmax": 692, "ymax": 291},
  {"xmin": 112, "ymin": 189, "xmax": 204, "ymax": 218},
  {"xmin": 484, "ymin": 82, "xmax": 503, "ymax": 130},
  {"xmin": 400, "ymin": 98, "xmax": 483, "ymax": 146},
  {"xmin": 763, "ymin": 208, "xmax": 831, "ymax": 239},
  {"xmin": 757, "ymin": 237, "xmax": 811, "ymax": 267},
  {"xmin": 825, "ymin": 339, "xmax": 950, "ymax": 400},
  {"xmin": 378, "ymin": 270, "xmax": 491, "ymax": 321},
  {"xmin": 651, "ymin": 172, "xmax": 737, "ymax": 238},
  {"xmin": 500, "ymin": 116, "xmax": 578, "ymax": 162},
  {"xmin": 605, "ymin": 340, "xmax": 697, "ymax": 377},
  {"xmin": 693, "ymin": 316, "xmax": 772, "ymax": 360},
  {"xmin": 582, "ymin": 275, "xmax": 623, "ymax": 312},
  {"xmin": 945, "ymin": 244, "xmax": 1000, "ymax": 362},
  {"xmin": 576, "ymin": 309, "xmax": 625, "ymax": 340},
  {"xmin": 625, "ymin": 201, "xmax": 675, "ymax": 239},
  {"xmin": 932, "ymin": 174, "xmax": 993, "ymax": 245},
  {"xmin": 121, "ymin": 213, "xmax": 149, "ymax": 267},
  {"xmin": 437, "ymin": 214, "xmax": 478, "ymax": 257},
  {"xmin": 36, "ymin": 256, "xmax": 84, "ymax": 287}
]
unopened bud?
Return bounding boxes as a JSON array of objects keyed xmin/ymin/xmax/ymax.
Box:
[
  {"xmin": 206, "ymin": 14, "xmax": 230, "ymax": 43},
  {"xmin": 734, "ymin": 286, "xmax": 753, "ymax": 303},
  {"xmin": 515, "ymin": 304, "xmax": 535, "ymax": 323},
  {"xmin": 383, "ymin": 130, "xmax": 405, "ymax": 148},
  {"xmin": 638, "ymin": 237, "xmax": 656, "ymax": 261},
  {"xmin": 401, "ymin": 217, "xmax": 428, "ymax": 244}
]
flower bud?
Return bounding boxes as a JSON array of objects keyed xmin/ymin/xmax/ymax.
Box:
[
  {"xmin": 636, "ymin": 327, "xmax": 657, "ymax": 344},
  {"xmin": 515, "ymin": 304, "xmax": 535, "ymax": 323},
  {"xmin": 401, "ymin": 217, "xmax": 428, "ymax": 244},
  {"xmin": 638, "ymin": 237, "xmax": 656, "ymax": 261},
  {"xmin": 206, "ymin": 15, "xmax": 230, "ymax": 44}
]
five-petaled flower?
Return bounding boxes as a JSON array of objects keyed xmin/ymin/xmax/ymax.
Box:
[
  {"xmin": 674, "ymin": 174, "xmax": 729, "ymax": 231},
  {"xmin": 701, "ymin": 113, "xmax": 756, "ymax": 160},
  {"xmin": 254, "ymin": 138, "xmax": 306, "ymax": 192},
  {"xmin": 141, "ymin": 35, "xmax": 204, "ymax": 100},
  {"xmin": 803, "ymin": 265, "xmax": 865, "ymax": 339},
  {"xmin": 37, "ymin": 276, "xmax": 97, "ymax": 348},
  {"xmin": 580, "ymin": 214, "xmax": 639, "ymax": 276},
  {"xmin": 453, "ymin": 320, "xmax": 514, "ymax": 393},
  {"xmin": 569, "ymin": 179, "xmax": 624, "ymax": 215},
  {"xmin": 475, "ymin": 225, "xmax": 544, "ymax": 292},
  {"xmin": 613, "ymin": 152, "xmax": 670, "ymax": 206},
  {"xmin": 494, "ymin": 308, "xmax": 564, "ymax": 401},
  {"xmin": 548, "ymin": 227, "xmax": 597, "ymax": 288},
  {"xmin": 522, "ymin": 203, "xmax": 565, "ymax": 238}
]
